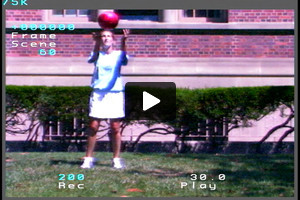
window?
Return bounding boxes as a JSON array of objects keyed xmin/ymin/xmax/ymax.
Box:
[
  {"xmin": 179, "ymin": 10, "xmax": 228, "ymax": 23},
  {"xmin": 115, "ymin": 10, "xmax": 159, "ymax": 21},
  {"xmin": 52, "ymin": 9, "xmax": 92, "ymax": 16},
  {"xmin": 49, "ymin": 9, "xmax": 97, "ymax": 22}
]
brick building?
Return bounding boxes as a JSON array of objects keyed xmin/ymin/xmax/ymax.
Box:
[
  {"xmin": 5, "ymin": 9, "xmax": 294, "ymax": 144},
  {"xmin": 6, "ymin": 9, "xmax": 294, "ymax": 58}
]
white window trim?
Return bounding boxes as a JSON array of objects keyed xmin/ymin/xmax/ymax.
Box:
[
  {"xmin": 5, "ymin": 10, "xmax": 294, "ymax": 30},
  {"xmin": 46, "ymin": 10, "xmax": 96, "ymax": 23},
  {"xmin": 177, "ymin": 10, "xmax": 228, "ymax": 23}
]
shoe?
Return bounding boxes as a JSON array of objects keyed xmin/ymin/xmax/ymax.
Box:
[
  {"xmin": 80, "ymin": 157, "xmax": 95, "ymax": 169},
  {"xmin": 112, "ymin": 158, "xmax": 126, "ymax": 169}
]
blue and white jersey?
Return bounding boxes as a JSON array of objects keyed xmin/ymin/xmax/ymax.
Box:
[{"xmin": 88, "ymin": 50, "xmax": 128, "ymax": 92}]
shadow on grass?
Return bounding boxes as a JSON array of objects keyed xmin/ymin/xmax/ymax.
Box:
[
  {"xmin": 126, "ymin": 154, "xmax": 294, "ymax": 188},
  {"xmin": 166, "ymin": 153, "xmax": 293, "ymax": 162},
  {"xmin": 209, "ymin": 168, "xmax": 294, "ymax": 186},
  {"xmin": 49, "ymin": 159, "xmax": 111, "ymax": 167},
  {"xmin": 125, "ymin": 165, "xmax": 293, "ymax": 187},
  {"xmin": 126, "ymin": 167, "xmax": 191, "ymax": 179},
  {"xmin": 167, "ymin": 154, "xmax": 293, "ymax": 170}
]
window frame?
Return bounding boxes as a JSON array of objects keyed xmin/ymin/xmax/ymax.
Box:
[
  {"xmin": 47, "ymin": 9, "xmax": 97, "ymax": 22},
  {"xmin": 178, "ymin": 10, "xmax": 228, "ymax": 23},
  {"xmin": 115, "ymin": 9, "xmax": 160, "ymax": 21}
]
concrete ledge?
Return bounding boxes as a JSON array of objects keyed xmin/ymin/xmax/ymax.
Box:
[
  {"xmin": 6, "ymin": 57, "xmax": 294, "ymax": 75},
  {"xmin": 6, "ymin": 21, "xmax": 295, "ymax": 30},
  {"xmin": 5, "ymin": 141, "xmax": 294, "ymax": 154},
  {"xmin": 6, "ymin": 57, "xmax": 294, "ymax": 88}
]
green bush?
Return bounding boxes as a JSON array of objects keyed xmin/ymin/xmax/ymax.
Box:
[
  {"xmin": 6, "ymin": 85, "xmax": 294, "ymax": 136},
  {"xmin": 174, "ymin": 86, "xmax": 294, "ymax": 132},
  {"xmin": 6, "ymin": 86, "xmax": 91, "ymax": 120},
  {"xmin": 6, "ymin": 86, "xmax": 92, "ymax": 136}
]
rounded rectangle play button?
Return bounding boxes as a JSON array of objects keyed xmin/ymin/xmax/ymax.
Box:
[{"xmin": 125, "ymin": 82, "xmax": 176, "ymax": 121}]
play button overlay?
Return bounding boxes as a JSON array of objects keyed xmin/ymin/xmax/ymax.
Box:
[
  {"xmin": 125, "ymin": 82, "xmax": 176, "ymax": 121},
  {"xmin": 143, "ymin": 91, "xmax": 160, "ymax": 111}
]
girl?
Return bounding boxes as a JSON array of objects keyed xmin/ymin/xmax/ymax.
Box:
[{"xmin": 81, "ymin": 29, "xmax": 129, "ymax": 169}]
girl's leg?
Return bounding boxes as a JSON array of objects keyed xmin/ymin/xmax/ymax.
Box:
[
  {"xmin": 110, "ymin": 119, "xmax": 125, "ymax": 169},
  {"xmin": 110, "ymin": 119, "xmax": 122, "ymax": 158},
  {"xmin": 81, "ymin": 118, "xmax": 100, "ymax": 168},
  {"xmin": 85, "ymin": 118, "xmax": 101, "ymax": 157}
]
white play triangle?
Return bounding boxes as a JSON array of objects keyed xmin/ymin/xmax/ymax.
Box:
[{"xmin": 143, "ymin": 91, "xmax": 161, "ymax": 111}]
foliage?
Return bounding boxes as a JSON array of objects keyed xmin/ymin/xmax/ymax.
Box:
[
  {"xmin": 5, "ymin": 152, "xmax": 294, "ymax": 197},
  {"xmin": 6, "ymin": 86, "xmax": 91, "ymax": 138},
  {"xmin": 6, "ymin": 85, "xmax": 294, "ymax": 149},
  {"xmin": 173, "ymin": 86, "xmax": 294, "ymax": 132}
]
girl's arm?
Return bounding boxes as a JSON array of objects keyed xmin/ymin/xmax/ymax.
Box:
[
  {"xmin": 121, "ymin": 29, "xmax": 129, "ymax": 52},
  {"xmin": 88, "ymin": 32, "xmax": 101, "ymax": 63}
]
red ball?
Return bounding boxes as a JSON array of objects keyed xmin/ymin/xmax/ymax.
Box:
[{"xmin": 98, "ymin": 11, "xmax": 119, "ymax": 29}]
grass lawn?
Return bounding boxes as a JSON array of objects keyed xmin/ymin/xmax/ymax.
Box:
[{"xmin": 5, "ymin": 152, "xmax": 294, "ymax": 197}]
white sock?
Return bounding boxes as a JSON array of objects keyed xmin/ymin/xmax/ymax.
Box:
[{"xmin": 84, "ymin": 157, "xmax": 94, "ymax": 161}]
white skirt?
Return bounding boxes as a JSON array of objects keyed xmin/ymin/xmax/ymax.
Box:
[{"xmin": 89, "ymin": 90, "xmax": 125, "ymax": 119}]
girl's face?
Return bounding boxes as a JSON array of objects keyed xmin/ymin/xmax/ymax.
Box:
[{"xmin": 100, "ymin": 31, "xmax": 114, "ymax": 48}]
